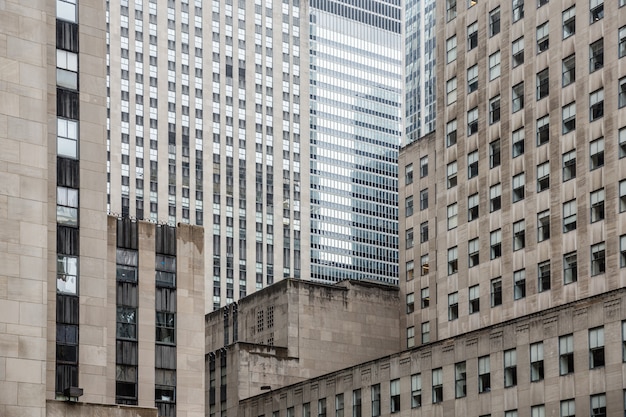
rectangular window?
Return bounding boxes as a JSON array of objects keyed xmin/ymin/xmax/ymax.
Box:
[
  {"xmin": 590, "ymin": 188, "xmax": 605, "ymax": 222},
  {"xmin": 421, "ymin": 287, "xmax": 430, "ymax": 309},
  {"xmin": 336, "ymin": 394, "xmax": 344, "ymax": 417},
  {"xmin": 57, "ymin": 118, "xmax": 79, "ymax": 159},
  {"xmin": 590, "ymin": 138, "xmax": 604, "ymax": 169},
  {"xmin": 469, "ymin": 285, "xmax": 480, "ymax": 313},
  {"xmin": 489, "ymin": 95, "xmax": 501, "ymax": 124},
  {"xmin": 490, "ymin": 230, "xmax": 502, "ymax": 259},
  {"xmin": 446, "ymin": 35, "xmax": 457, "ymax": 63},
  {"xmin": 406, "ymin": 228, "xmax": 414, "ymax": 248},
  {"xmin": 318, "ymin": 398, "xmax": 327, "ymax": 417},
  {"xmin": 371, "ymin": 384, "xmax": 380, "ymax": 417},
  {"xmin": 537, "ymin": 68, "xmax": 549, "ymax": 99},
  {"xmin": 478, "ymin": 356, "xmax": 491, "ymax": 393},
  {"xmin": 390, "ymin": 380, "xmax": 400, "ymax": 414},
  {"xmin": 57, "ymin": 186, "xmax": 79, "ymax": 227},
  {"xmin": 57, "ymin": 255, "xmax": 78, "ymax": 294},
  {"xmin": 405, "ymin": 196, "xmax": 414, "ymax": 217},
  {"xmin": 589, "ymin": 327, "xmax": 605, "ymax": 368},
  {"xmin": 537, "ymin": 161, "xmax": 550, "ymax": 192},
  {"xmin": 563, "ymin": 200, "xmax": 577, "ymax": 233},
  {"xmin": 57, "ymin": 0, "xmax": 77, "ymax": 22},
  {"xmin": 590, "ymin": 39, "xmax": 604, "ymax": 72},
  {"xmin": 421, "ymin": 322, "xmax": 430, "ymax": 344},
  {"xmin": 620, "ymin": 26, "xmax": 626, "ymax": 58},
  {"xmin": 489, "ymin": 51, "xmax": 501, "ymax": 80},
  {"xmin": 590, "ymin": 88, "xmax": 604, "ymax": 121},
  {"xmin": 468, "ymin": 107, "xmax": 478, "ymax": 135},
  {"xmin": 538, "ymin": 260, "xmax": 551, "ymax": 292},
  {"xmin": 447, "ymin": 203, "xmax": 458, "ymax": 230},
  {"xmin": 447, "ymin": 119, "xmax": 458, "ymax": 146},
  {"xmin": 490, "ymin": 139, "xmax": 501, "ymax": 168},
  {"xmin": 353, "ymin": 389, "xmax": 362, "ymax": 417},
  {"xmin": 490, "ymin": 184, "xmax": 502, "ymax": 212},
  {"xmin": 56, "ymin": 49, "xmax": 78, "ymax": 90},
  {"xmin": 446, "ymin": 77, "xmax": 457, "ymax": 105},
  {"xmin": 621, "ymin": 128, "xmax": 626, "ymax": 158},
  {"xmin": 420, "ymin": 189, "xmax": 428, "ymax": 210},
  {"xmin": 420, "ymin": 255, "xmax": 429, "ymax": 276},
  {"xmin": 411, "ymin": 374, "xmax": 421, "ymax": 408},
  {"xmin": 447, "ymin": 0, "xmax": 457, "ymax": 21},
  {"xmin": 621, "ymin": 181, "xmax": 626, "ymax": 212},
  {"xmin": 504, "ymin": 349, "xmax": 517, "ymax": 387},
  {"xmin": 513, "ymin": 220, "xmax": 525, "ymax": 250},
  {"xmin": 561, "ymin": 400, "xmax": 575, "ymax": 417},
  {"xmin": 621, "ymin": 235, "xmax": 626, "ymax": 268},
  {"xmin": 406, "ymin": 260, "xmax": 415, "ymax": 281},
  {"xmin": 420, "ymin": 222, "xmax": 429, "ymax": 243},
  {"xmin": 514, "ymin": 269, "xmax": 526, "ymax": 300},
  {"xmin": 512, "ymin": 37, "xmax": 524, "ymax": 67},
  {"xmin": 491, "ymin": 277, "xmax": 502, "ymax": 307},
  {"xmin": 512, "ymin": 174, "xmax": 525, "ymax": 203},
  {"xmin": 448, "ymin": 292, "xmax": 459, "ymax": 320},
  {"xmin": 448, "ymin": 246, "xmax": 458, "ymax": 275},
  {"xmin": 532, "ymin": 405, "xmax": 545, "ymax": 417},
  {"xmin": 559, "ymin": 334, "xmax": 575, "ymax": 375},
  {"xmin": 563, "ymin": 150, "xmax": 576, "ymax": 181},
  {"xmin": 455, "ymin": 362, "xmax": 467, "ymax": 398},
  {"xmin": 590, "ymin": 0, "xmax": 604, "ymax": 22},
  {"xmin": 420, "ymin": 156, "xmax": 428, "ymax": 177},
  {"xmin": 407, "ymin": 326, "xmax": 415, "ymax": 348},
  {"xmin": 512, "ymin": 128, "xmax": 525, "ymax": 158},
  {"xmin": 468, "ymin": 238, "xmax": 479, "ymax": 268},
  {"xmin": 405, "ymin": 164, "xmax": 414, "ymax": 185},
  {"xmin": 432, "ymin": 368, "xmax": 443, "ymax": 403},
  {"xmin": 563, "ymin": 7, "xmax": 575, "ymax": 38},
  {"xmin": 537, "ymin": 23, "xmax": 549, "ymax": 52},
  {"xmin": 489, "ymin": 7, "xmax": 501, "ymax": 36},
  {"xmin": 512, "ymin": 82, "xmax": 524, "ymax": 112},
  {"xmin": 590, "ymin": 242, "xmax": 606, "ymax": 276},
  {"xmin": 512, "ymin": 0, "xmax": 524, "ymax": 22},
  {"xmin": 468, "ymin": 150, "xmax": 479, "ymax": 178},
  {"xmin": 537, "ymin": 210, "xmax": 550, "ymax": 241},
  {"xmin": 468, "ymin": 193, "xmax": 479, "ymax": 221},
  {"xmin": 562, "ymin": 54, "xmax": 576, "ymax": 86},
  {"xmin": 406, "ymin": 293, "xmax": 415, "ymax": 314},
  {"xmin": 467, "ymin": 65, "xmax": 478, "ymax": 93},
  {"xmin": 530, "ymin": 342, "xmax": 544, "ymax": 381},
  {"xmin": 537, "ymin": 115, "xmax": 550, "ymax": 146},
  {"xmin": 447, "ymin": 161, "xmax": 458, "ymax": 188},
  {"xmin": 562, "ymin": 102, "xmax": 576, "ymax": 133},
  {"xmin": 590, "ymin": 394, "xmax": 606, "ymax": 417},
  {"xmin": 468, "ymin": 22, "xmax": 478, "ymax": 50},
  {"xmin": 620, "ymin": 77, "xmax": 626, "ymax": 108}
]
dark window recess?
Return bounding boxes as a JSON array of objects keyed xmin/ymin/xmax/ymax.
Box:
[
  {"xmin": 156, "ymin": 224, "xmax": 177, "ymax": 255},
  {"xmin": 57, "ymin": 157, "xmax": 79, "ymax": 188},
  {"xmin": 56, "ymin": 294, "xmax": 79, "ymax": 324},
  {"xmin": 226, "ymin": 64, "xmax": 233, "ymax": 78},
  {"xmin": 116, "ymin": 341, "xmax": 139, "ymax": 365},
  {"xmin": 56, "ymin": 20, "xmax": 78, "ymax": 52},
  {"xmin": 57, "ymin": 226, "xmax": 79, "ymax": 255},
  {"xmin": 117, "ymin": 217, "xmax": 138, "ymax": 249},
  {"xmin": 116, "ymin": 282, "xmax": 139, "ymax": 307},
  {"xmin": 156, "ymin": 287, "xmax": 177, "ymax": 312},
  {"xmin": 155, "ymin": 345, "xmax": 177, "ymax": 369},
  {"xmin": 57, "ymin": 88, "xmax": 79, "ymax": 120},
  {"xmin": 55, "ymin": 364, "xmax": 78, "ymax": 394}
]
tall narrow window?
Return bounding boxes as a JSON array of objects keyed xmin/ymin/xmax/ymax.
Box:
[
  {"xmin": 504, "ymin": 349, "xmax": 517, "ymax": 387},
  {"xmin": 491, "ymin": 277, "xmax": 502, "ymax": 306},
  {"xmin": 468, "ymin": 193, "xmax": 479, "ymax": 221},
  {"xmin": 448, "ymin": 292, "xmax": 459, "ymax": 320},
  {"xmin": 512, "ymin": 174, "xmax": 525, "ymax": 202},
  {"xmin": 468, "ymin": 22, "xmax": 478, "ymax": 50},
  {"xmin": 447, "ymin": 203, "xmax": 458, "ymax": 230},
  {"xmin": 448, "ymin": 246, "xmax": 458, "ymax": 275},
  {"xmin": 490, "ymin": 139, "xmax": 501, "ymax": 168},
  {"xmin": 512, "ymin": 0, "xmax": 524, "ymax": 22},
  {"xmin": 455, "ymin": 362, "xmax": 467, "ymax": 398},
  {"xmin": 538, "ymin": 260, "xmax": 551, "ymax": 292},
  {"xmin": 590, "ymin": 394, "xmax": 606, "ymax": 417},
  {"xmin": 512, "ymin": 83, "xmax": 524, "ymax": 112},
  {"xmin": 371, "ymin": 384, "xmax": 381, "ymax": 417},
  {"xmin": 620, "ymin": 26, "xmax": 626, "ymax": 58},
  {"xmin": 559, "ymin": 334, "xmax": 574, "ymax": 375},
  {"xmin": 537, "ymin": 23, "xmax": 549, "ymax": 53},
  {"xmin": 590, "ymin": 138, "xmax": 604, "ymax": 170},
  {"xmin": 489, "ymin": 95, "xmax": 501, "ymax": 124},
  {"xmin": 469, "ymin": 285, "xmax": 480, "ymax": 313},
  {"xmin": 620, "ymin": 77, "xmax": 626, "ymax": 108},
  {"xmin": 590, "ymin": 88, "xmax": 604, "ymax": 121},
  {"xmin": 590, "ymin": 39, "xmax": 604, "ymax": 72},
  {"xmin": 563, "ymin": 200, "xmax": 577, "ymax": 233},
  {"xmin": 513, "ymin": 220, "xmax": 525, "ymax": 250},
  {"xmin": 468, "ymin": 107, "xmax": 478, "ymax": 135},
  {"xmin": 489, "ymin": 7, "xmax": 501, "ymax": 36},
  {"xmin": 512, "ymin": 127, "xmax": 525, "ymax": 158},
  {"xmin": 468, "ymin": 238, "xmax": 479, "ymax": 268},
  {"xmin": 562, "ymin": 102, "xmax": 576, "ymax": 133},
  {"xmin": 589, "ymin": 327, "xmax": 605, "ymax": 368},
  {"xmin": 489, "ymin": 51, "xmax": 501, "ymax": 80},
  {"xmin": 537, "ymin": 69, "xmax": 549, "ymax": 99},
  {"xmin": 420, "ymin": 156, "xmax": 428, "ymax": 177},
  {"xmin": 562, "ymin": 150, "xmax": 576, "ymax": 181},
  {"xmin": 561, "ymin": 399, "xmax": 575, "ymax": 417},
  {"xmin": 478, "ymin": 356, "xmax": 491, "ymax": 393},
  {"xmin": 447, "ymin": 161, "xmax": 458, "ymax": 188},
  {"xmin": 512, "ymin": 37, "xmax": 524, "ymax": 67},
  {"xmin": 514, "ymin": 269, "xmax": 526, "ymax": 300},
  {"xmin": 446, "ymin": 35, "xmax": 457, "ymax": 63},
  {"xmin": 432, "ymin": 368, "xmax": 443, "ymax": 403},
  {"xmin": 537, "ymin": 115, "xmax": 549, "ymax": 145},
  {"xmin": 563, "ymin": 7, "xmax": 575, "ymax": 38},
  {"xmin": 590, "ymin": 242, "xmax": 606, "ymax": 276},
  {"xmin": 411, "ymin": 374, "xmax": 421, "ymax": 408},
  {"xmin": 590, "ymin": 0, "xmax": 604, "ymax": 22},
  {"xmin": 590, "ymin": 188, "xmax": 605, "ymax": 222},
  {"xmin": 336, "ymin": 394, "xmax": 344, "ymax": 417},
  {"xmin": 390, "ymin": 380, "xmax": 400, "ymax": 413},
  {"xmin": 446, "ymin": 0, "xmax": 457, "ymax": 20},
  {"xmin": 447, "ymin": 119, "xmax": 458, "ymax": 146},
  {"xmin": 530, "ymin": 342, "xmax": 544, "ymax": 381},
  {"xmin": 467, "ymin": 65, "xmax": 478, "ymax": 93},
  {"xmin": 446, "ymin": 77, "xmax": 457, "ymax": 105},
  {"xmin": 490, "ymin": 230, "xmax": 502, "ymax": 259},
  {"xmin": 562, "ymin": 54, "xmax": 575, "ymax": 86},
  {"xmin": 353, "ymin": 389, "xmax": 362, "ymax": 417},
  {"xmin": 537, "ymin": 162, "xmax": 550, "ymax": 192},
  {"xmin": 468, "ymin": 150, "xmax": 479, "ymax": 178},
  {"xmin": 405, "ymin": 164, "xmax": 413, "ymax": 185},
  {"xmin": 490, "ymin": 184, "xmax": 502, "ymax": 212}
]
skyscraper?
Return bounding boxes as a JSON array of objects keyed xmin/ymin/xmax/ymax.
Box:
[{"xmin": 308, "ymin": 0, "xmax": 403, "ymax": 284}]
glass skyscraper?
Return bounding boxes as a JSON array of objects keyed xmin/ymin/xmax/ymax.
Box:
[{"xmin": 308, "ymin": 0, "xmax": 403, "ymax": 284}]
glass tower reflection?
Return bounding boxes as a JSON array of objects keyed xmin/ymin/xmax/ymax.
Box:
[{"xmin": 309, "ymin": 0, "xmax": 402, "ymax": 284}]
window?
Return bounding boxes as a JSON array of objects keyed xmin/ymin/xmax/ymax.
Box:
[
  {"xmin": 623, "ymin": 321, "xmax": 626, "ymax": 361},
  {"xmin": 562, "ymin": 54, "xmax": 575, "ymax": 87},
  {"xmin": 468, "ymin": 150, "xmax": 478, "ymax": 178},
  {"xmin": 353, "ymin": 389, "xmax": 362, "ymax": 417},
  {"xmin": 371, "ymin": 384, "xmax": 380, "ymax": 417},
  {"xmin": 419, "ymin": 189, "xmax": 428, "ymax": 210},
  {"xmin": 563, "ymin": 150, "xmax": 576, "ymax": 181},
  {"xmin": 303, "ymin": 403, "xmax": 311, "ymax": 417},
  {"xmin": 590, "ymin": 88, "xmax": 604, "ymax": 121},
  {"xmin": 513, "ymin": 220, "xmax": 525, "ymax": 250},
  {"xmin": 420, "ymin": 156, "xmax": 428, "ymax": 177},
  {"xmin": 537, "ymin": 115, "xmax": 549, "ymax": 146},
  {"xmin": 620, "ymin": 77, "xmax": 626, "ymax": 108},
  {"xmin": 448, "ymin": 292, "xmax": 459, "ymax": 320},
  {"xmin": 468, "ymin": 193, "xmax": 479, "ymax": 221},
  {"xmin": 621, "ymin": 128, "xmax": 626, "ymax": 158},
  {"xmin": 448, "ymin": 247, "xmax": 458, "ymax": 275},
  {"xmin": 563, "ymin": 200, "xmax": 577, "ymax": 232},
  {"xmin": 420, "ymin": 222, "xmax": 429, "ymax": 243},
  {"xmin": 537, "ymin": 161, "xmax": 550, "ymax": 192},
  {"xmin": 590, "ymin": 242, "xmax": 606, "ymax": 276},
  {"xmin": 491, "ymin": 277, "xmax": 502, "ymax": 307},
  {"xmin": 420, "ymin": 255, "xmax": 429, "ymax": 276},
  {"xmin": 589, "ymin": 327, "xmax": 605, "ymax": 368},
  {"xmin": 469, "ymin": 285, "xmax": 480, "ymax": 313},
  {"xmin": 530, "ymin": 342, "xmax": 544, "ymax": 381},
  {"xmin": 490, "ymin": 230, "xmax": 502, "ymax": 259},
  {"xmin": 512, "ymin": 83, "xmax": 524, "ymax": 113},
  {"xmin": 447, "ymin": 161, "xmax": 458, "ymax": 188},
  {"xmin": 489, "ymin": 95, "xmax": 501, "ymax": 124},
  {"xmin": 432, "ymin": 368, "xmax": 443, "ymax": 403},
  {"xmin": 407, "ymin": 326, "xmax": 415, "ymax": 348},
  {"xmin": 622, "ymin": 235, "xmax": 626, "ymax": 267},
  {"xmin": 447, "ymin": 119, "xmax": 458, "ymax": 146},
  {"xmin": 57, "ymin": 186, "xmax": 79, "ymax": 227},
  {"xmin": 590, "ymin": 39, "xmax": 604, "ymax": 72},
  {"xmin": 514, "ymin": 269, "xmax": 526, "ymax": 300},
  {"xmin": 468, "ymin": 238, "xmax": 479, "ymax": 268},
  {"xmin": 562, "ymin": 102, "xmax": 576, "ymax": 133},
  {"xmin": 405, "ymin": 164, "xmax": 414, "ymax": 185},
  {"xmin": 57, "ymin": 255, "xmax": 78, "ymax": 294},
  {"xmin": 532, "ymin": 405, "xmax": 545, "ymax": 417},
  {"xmin": 563, "ymin": 7, "xmax": 575, "ymax": 38},
  {"xmin": 590, "ymin": 138, "xmax": 604, "ymax": 169},
  {"xmin": 590, "ymin": 0, "xmax": 604, "ymax": 22},
  {"xmin": 446, "ymin": 77, "xmax": 457, "ymax": 104},
  {"xmin": 590, "ymin": 188, "xmax": 605, "ymax": 222},
  {"xmin": 336, "ymin": 394, "xmax": 344, "ymax": 417},
  {"xmin": 478, "ymin": 356, "xmax": 490, "ymax": 393},
  {"xmin": 512, "ymin": 174, "xmax": 525, "ymax": 203},
  {"xmin": 620, "ymin": 26, "xmax": 626, "ymax": 58},
  {"xmin": 537, "ymin": 69, "xmax": 549, "ymax": 99},
  {"xmin": 447, "ymin": 203, "xmax": 458, "ymax": 230},
  {"xmin": 590, "ymin": 394, "xmax": 606, "ymax": 417},
  {"xmin": 489, "ymin": 7, "xmax": 501, "ymax": 36},
  {"xmin": 56, "ymin": 49, "xmax": 78, "ymax": 90},
  {"xmin": 512, "ymin": 128, "xmax": 525, "ymax": 158},
  {"xmin": 621, "ymin": 181, "xmax": 626, "ymax": 212},
  {"xmin": 467, "ymin": 65, "xmax": 478, "ymax": 93},
  {"xmin": 512, "ymin": 37, "xmax": 524, "ymax": 67},
  {"xmin": 538, "ymin": 260, "xmax": 551, "ymax": 292},
  {"xmin": 468, "ymin": 22, "xmax": 478, "ymax": 50},
  {"xmin": 537, "ymin": 210, "xmax": 550, "ymax": 241},
  {"xmin": 537, "ymin": 0, "xmax": 548, "ymax": 7},
  {"xmin": 421, "ymin": 288, "xmax": 430, "ymax": 309},
  {"xmin": 468, "ymin": 107, "xmax": 478, "ymax": 135},
  {"xmin": 156, "ymin": 312, "xmax": 175, "ymax": 344},
  {"xmin": 318, "ymin": 398, "xmax": 327, "ymax": 417},
  {"xmin": 490, "ymin": 139, "xmax": 501, "ymax": 168},
  {"xmin": 559, "ymin": 334, "xmax": 575, "ymax": 375},
  {"xmin": 57, "ymin": 0, "xmax": 77, "ymax": 22},
  {"xmin": 406, "ymin": 228, "xmax": 414, "ymax": 249},
  {"xmin": 512, "ymin": 0, "xmax": 524, "ymax": 22},
  {"xmin": 405, "ymin": 196, "xmax": 414, "ymax": 217},
  {"xmin": 406, "ymin": 293, "xmax": 415, "ymax": 314},
  {"xmin": 561, "ymin": 400, "xmax": 576, "ymax": 417},
  {"xmin": 455, "ymin": 362, "xmax": 467, "ymax": 398},
  {"xmin": 490, "ymin": 184, "xmax": 502, "ymax": 212},
  {"xmin": 489, "ymin": 51, "xmax": 501, "ymax": 80},
  {"xmin": 406, "ymin": 260, "xmax": 415, "ymax": 281},
  {"xmin": 447, "ymin": 0, "xmax": 457, "ymax": 20},
  {"xmin": 504, "ymin": 349, "xmax": 517, "ymax": 387},
  {"xmin": 411, "ymin": 374, "xmax": 421, "ymax": 408},
  {"xmin": 446, "ymin": 35, "xmax": 457, "ymax": 63},
  {"xmin": 537, "ymin": 23, "xmax": 549, "ymax": 53},
  {"xmin": 390, "ymin": 380, "xmax": 400, "ymax": 413},
  {"xmin": 421, "ymin": 322, "xmax": 430, "ymax": 343},
  {"xmin": 57, "ymin": 118, "xmax": 78, "ymax": 159}
]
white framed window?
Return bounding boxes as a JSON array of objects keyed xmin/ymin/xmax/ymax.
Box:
[
  {"xmin": 590, "ymin": 88, "xmax": 604, "ymax": 121},
  {"xmin": 57, "ymin": 186, "xmax": 79, "ymax": 227},
  {"xmin": 562, "ymin": 102, "xmax": 576, "ymax": 133},
  {"xmin": 57, "ymin": 254, "xmax": 78, "ymax": 294},
  {"xmin": 469, "ymin": 285, "xmax": 480, "ymax": 313},
  {"xmin": 537, "ymin": 22, "xmax": 549, "ymax": 52},
  {"xmin": 447, "ymin": 161, "xmax": 458, "ymax": 188},
  {"xmin": 489, "ymin": 51, "xmax": 501, "ymax": 80},
  {"xmin": 447, "ymin": 119, "xmax": 457, "ymax": 146},
  {"xmin": 467, "ymin": 65, "xmax": 478, "ymax": 93},
  {"xmin": 563, "ymin": 199, "xmax": 577, "ymax": 232},
  {"xmin": 57, "ymin": 118, "xmax": 79, "ymax": 159},
  {"xmin": 467, "ymin": 107, "xmax": 478, "ymax": 135},
  {"xmin": 512, "ymin": 173, "xmax": 525, "ymax": 202},
  {"xmin": 537, "ymin": 161, "xmax": 550, "ymax": 192},
  {"xmin": 57, "ymin": 0, "xmax": 78, "ymax": 22},
  {"xmin": 559, "ymin": 335, "xmax": 575, "ymax": 375},
  {"xmin": 513, "ymin": 220, "xmax": 525, "ymax": 250},
  {"xmin": 563, "ymin": 7, "xmax": 575, "ymax": 39},
  {"xmin": 432, "ymin": 368, "xmax": 443, "ymax": 403},
  {"xmin": 56, "ymin": 49, "xmax": 78, "ymax": 90},
  {"xmin": 514, "ymin": 269, "xmax": 526, "ymax": 300},
  {"xmin": 563, "ymin": 150, "xmax": 576, "ymax": 181},
  {"xmin": 530, "ymin": 342, "xmax": 544, "ymax": 381},
  {"xmin": 468, "ymin": 150, "xmax": 478, "ymax": 178},
  {"xmin": 468, "ymin": 193, "xmax": 479, "ymax": 221},
  {"xmin": 411, "ymin": 374, "xmax": 421, "ymax": 408},
  {"xmin": 448, "ymin": 246, "xmax": 458, "ymax": 275},
  {"xmin": 447, "ymin": 203, "xmax": 458, "ymax": 230},
  {"xmin": 590, "ymin": 242, "xmax": 606, "ymax": 276},
  {"xmin": 448, "ymin": 292, "xmax": 459, "ymax": 320},
  {"xmin": 512, "ymin": 127, "xmax": 525, "ymax": 158},
  {"xmin": 504, "ymin": 349, "xmax": 517, "ymax": 387},
  {"xmin": 468, "ymin": 238, "xmax": 479, "ymax": 267},
  {"xmin": 562, "ymin": 54, "xmax": 575, "ymax": 86},
  {"xmin": 512, "ymin": 37, "xmax": 524, "ymax": 67},
  {"xmin": 590, "ymin": 394, "xmax": 606, "ymax": 417},
  {"xmin": 490, "ymin": 184, "xmax": 501, "ymax": 212},
  {"xmin": 446, "ymin": 77, "xmax": 457, "ymax": 104},
  {"xmin": 446, "ymin": 35, "xmax": 457, "ymax": 63},
  {"xmin": 455, "ymin": 362, "xmax": 467, "ymax": 398},
  {"xmin": 490, "ymin": 229, "xmax": 502, "ymax": 259},
  {"xmin": 532, "ymin": 405, "xmax": 545, "ymax": 417},
  {"xmin": 563, "ymin": 252, "xmax": 577, "ymax": 284},
  {"xmin": 589, "ymin": 327, "xmax": 605, "ymax": 368},
  {"xmin": 421, "ymin": 322, "xmax": 430, "ymax": 343},
  {"xmin": 421, "ymin": 287, "xmax": 429, "ymax": 308},
  {"xmin": 590, "ymin": 188, "xmax": 605, "ymax": 222},
  {"xmin": 478, "ymin": 356, "xmax": 490, "ymax": 393},
  {"xmin": 590, "ymin": 137, "xmax": 604, "ymax": 169}
]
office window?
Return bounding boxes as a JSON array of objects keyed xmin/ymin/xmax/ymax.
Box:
[
  {"xmin": 57, "ymin": 186, "xmax": 78, "ymax": 227},
  {"xmin": 620, "ymin": 77, "xmax": 626, "ymax": 108},
  {"xmin": 504, "ymin": 349, "xmax": 517, "ymax": 387},
  {"xmin": 468, "ymin": 193, "xmax": 479, "ymax": 221},
  {"xmin": 56, "ymin": 50, "xmax": 78, "ymax": 90},
  {"xmin": 512, "ymin": 0, "xmax": 524, "ymax": 22},
  {"xmin": 620, "ymin": 128, "xmax": 626, "ymax": 158},
  {"xmin": 336, "ymin": 394, "xmax": 344, "ymax": 417},
  {"xmin": 590, "ymin": 188, "xmax": 605, "ymax": 222},
  {"xmin": 407, "ymin": 326, "xmax": 415, "ymax": 348},
  {"xmin": 420, "ymin": 156, "xmax": 428, "ymax": 177},
  {"xmin": 468, "ymin": 107, "xmax": 478, "ymax": 135},
  {"xmin": 590, "ymin": 0, "xmax": 604, "ymax": 22},
  {"xmin": 406, "ymin": 260, "xmax": 415, "ymax": 281},
  {"xmin": 468, "ymin": 150, "xmax": 479, "ymax": 178},
  {"xmin": 512, "ymin": 37, "xmax": 524, "ymax": 67},
  {"xmin": 455, "ymin": 362, "xmax": 467, "ymax": 398},
  {"xmin": 538, "ymin": 0, "xmax": 548, "ymax": 7},
  {"xmin": 490, "ymin": 139, "xmax": 501, "ymax": 168},
  {"xmin": 468, "ymin": 22, "xmax": 478, "ymax": 50},
  {"xmin": 512, "ymin": 127, "xmax": 525, "ymax": 157},
  {"xmin": 420, "ymin": 255, "xmax": 429, "ymax": 276},
  {"xmin": 589, "ymin": 327, "xmax": 605, "ymax": 368},
  {"xmin": 621, "ymin": 181, "xmax": 626, "ymax": 212},
  {"xmin": 406, "ymin": 228, "xmax": 414, "ymax": 249},
  {"xmin": 469, "ymin": 285, "xmax": 480, "ymax": 313},
  {"xmin": 514, "ymin": 269, "xmax": 526, "ymax": 300},
  {"xmin": 446, "ymin": 77, "xmax": 457, "ymax": 104},
  {"xmin": 562, "ymin": 150, "xmax": 576, "ymax": 181},
  {"xmin": 447, "ymin": 35, "xmax": 457, "ymax": 63},
  {"xmin": 421, "ymin": 322, "xmax": 430, "ymax": 343},
  {"xmin": 562, "ymin": 55, "xmax": 575, "ymax": 87},
  {"xmin": 513, "ymin": 220, "xmax": 525, "ymax": 250},
  {"xmin": 538, "ymin": 260, "xmax": 551, "ymax": 292},
  {"xmin": 411, "ymin": 374, "xmax": 421, "ymax": 408},
  {"xmin": 448, "ymin": 292, "xmax": 459, "ymax": 320},
  {"xmin": 623, "ymin": 321, "xmax": 626, "ymax": 361},
  {"xmin": 537, "ymin": 23, "xmax": 549, "ymax": 53},
  {"xmin": 371, "ymin": 384, "xmax": 380, "ymax": 417},
  {"xmin": 620, "ymin": 26, "xmax": 626, "ymax": 58},
  {"xmin": 590, "ymin": 242, "xmax": 606, "ymax": 276},
  {"xmin": 489, "ymin": 51, "xmax": 501, "ymax": 80},
  {"xmin": 390, "ymin": 380, "xmax": 400, "ymax": 413},
  {"xmin": 622, "ymin": 235, "xmax": 626, "ymax": 267},
  {"xmin": 469, "ymin": 238, "xmax": 479, "ymax": 268},
  {"xmin": 432, "ymin": 368, "xmax": 443, "ymax": 403},
  {"xmin": 406, "ymin": 293, "xmax": 415, "ymax": 314},
  {"xmin": 590, "ymin": 138, "xmax": 604, "ymax": 169},
  {"xmin": 590, "ymin": 394, "xmax": 606, "ymax": 417},
  {"xmin": 448, "ymin": 246, "xmax": 458, "ymax": 275},
  {"xmin": 489, "ymin": 7, "xmax": 501, "ymax": 36},
  {"xmin": 421, "ymin": 287, "xmax": 430, "ymax": 309},
  {"xmin": 448, "ymin": 203, "xmax": 458, "ymax": 230},
  {"xmin": 490, "ymin": 184, "xmax": 502, "ymax": 212},
  {"xmin": 287, "ymin": 407, "xmax": 294, "ymax": 417},
  {"xmin": 530, "ymin": 342, "xmax": 544, "ymax": 381},
  {"xmin": 420, "ymin": 222, "xmax": 429, "ymax": 243},
  {"xmin": 57, "ymin": 118, "xmax": 78, "ymax": 159},
  {"xmin": 559, "ymin": 334, "xmax": 575, "ymax": 375},
  {"xmin": 405, "ymin": 164, "xmax": 413, "ymax": 185},
  {"xmin": 478, "ymin": 356, "xmax": 491, "ymax": 393},
  {"xmin": 467, "ymin": 65, "xmax": 478, "ymax": 93},
  {"xmin": 491, "ymin": 277, "xmax": 502, "ymax": 306},
  {"xmin": 303, "ymin": 403, "xmax": 311, "ymax": 417},
  {"xmin": 489, "ymin": 95, "xmax": 501, "ymax": 124},
  {"xmin": 447, "ymin": 119, "xmax": 458, "ymax": 146},
  {"xmin": 590, "ymin": 88, "xmax": 604, "ymax": 121},
  {"xmin": 447, "ymin": 161, "xmax": 458, "ymax": 188},
  {"xmin": 512, "ymin": 83, "xmax": 524, "ymax": 113},
  {"xmin": 490, "ymin": 230, "xmax": 502, "ymax": 259},
  {"xmin": 318, "ymin": 398, "xmax": 327, "ymax": 417},
  {"xmin": 562, "ymin": 102, "xmax": 576, "ymax": 133},
  {"xmin": 353, "ymin": 389, "xmax": 362, "ymax": 417},
  {"xmin": 537, "ymin": 68, "xmax": 549, "ymax": 99},
  {"xmin": 563, "ymin": 7, "xmax": 575, "ymax": 38},
  {"xmin": 563, "ymin": 200, "xmax": 577, "ymax": 232},
  {"xmin": 537, "ymin": 161, "xmax": 550, "ymax": 192},
  {"xmin": 532, "ymin": 405, "xmax": 545, "ymax": 417},
  {"xmin": 512, "ymin": 173, "xmax": 525, "ymax": 202},
  {"xmin": 537, "ymin": 210, "xmax": 550, "ymax": 241},
  {"xmin": 447, "ymin": 0, "xmax": 457, "ymax": 20},
  {"xmin": 405, "ymin": 196, "xmax": 414, "ymax": 217},
  {"xmin": 590, "ymin": 39, "xmax": 604, "ymax": 71},
  {"xmin": 57, "ymin": 255, "xmax": 78, "ymax": 294},
  {"xmin": 537, "ymin": 115, "xmax": 550, "ymax": 146},
  {"xmin": 419, "ymin": 189, "xmax": 428, "ymax": 210}
]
